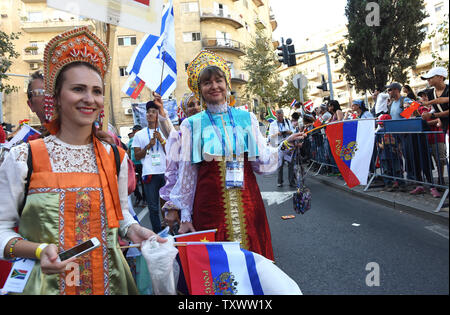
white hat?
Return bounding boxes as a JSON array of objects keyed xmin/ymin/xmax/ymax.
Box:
[{"xmin": 421, "ymin": 67, "xmax": 448, "ymax": 80}]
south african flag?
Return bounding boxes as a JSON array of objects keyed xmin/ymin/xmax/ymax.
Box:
[
  {"xmin": 265, "ymin": 108, "xmax": 277, "ymax": 123},
  {"xmin": 11, "ymin": 269, "xmax": 28, "ymax": 280}
]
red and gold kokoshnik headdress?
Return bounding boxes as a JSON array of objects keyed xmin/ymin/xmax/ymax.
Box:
[{"xmin": 43, "ymin": 27, "xmax": 110, "ymax": 124}]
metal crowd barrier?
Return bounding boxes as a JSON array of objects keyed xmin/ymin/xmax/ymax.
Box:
[{"xmin": 303, "ymin": 124, "xmax": 449, "ymax": 213}]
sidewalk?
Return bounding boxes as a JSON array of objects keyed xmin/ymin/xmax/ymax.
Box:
[{"xmin": 309, "ymin": 172, "xmax": 449, "ymax": 224}]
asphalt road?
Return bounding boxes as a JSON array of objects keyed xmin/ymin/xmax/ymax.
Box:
[
  {"xmin": 132, "ymin": 167, "xmax": 449, "ymax": 295},
  {"xmin": 258, "ymin": 169, "xmax": 449, "ymax": 295}
]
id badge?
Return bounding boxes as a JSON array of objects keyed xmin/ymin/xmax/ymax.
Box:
[
  {"xmin": 151, "ymin": 153, "xmax": 161, "ymax": 166},
  {"xmin": 225, "ymin": 161, "xmax": 244, "ymax": 189},
  {"xmin": 2, "ymin": 258, "xmax": 35, "ymax": 293}
]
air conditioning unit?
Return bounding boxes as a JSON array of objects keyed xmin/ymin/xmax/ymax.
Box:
[
  {"xmin": 124, "ymin": 108, "xmax": 133, "ymax": 115},
  {"xmin": 30, "ymin": 63, "xmax": 39, "ymax": 70}
]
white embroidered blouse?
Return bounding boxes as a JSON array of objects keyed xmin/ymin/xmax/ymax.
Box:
[{"xmin": 0, "ymin": 135, "xmax": 137, "ymax": 259}]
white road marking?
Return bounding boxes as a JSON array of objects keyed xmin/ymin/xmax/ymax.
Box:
[
  {"xmin": 425, "ymin": 225, "xmax": 449, "ymax": 240},
  {"xmin": 137, "ymin": 207, "xmax": 149, "ymax": 222}
]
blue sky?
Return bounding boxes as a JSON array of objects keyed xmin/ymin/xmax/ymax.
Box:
[{"xmin": 271, "ymin": 0, "xmax": 348, "ymax": 44}]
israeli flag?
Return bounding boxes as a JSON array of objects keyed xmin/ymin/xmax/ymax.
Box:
[{"xmin": 122, "ymin": 0, "xmax": 177, "ymax": 99}]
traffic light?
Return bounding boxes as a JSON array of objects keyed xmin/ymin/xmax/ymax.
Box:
[
  {"xmin": 286, "ymin": 38, "xmax": 297, "ymax": 67},
  {"xmin": 277, "ymin": 42, "xmax": 288, "ymax": 65},
  {"xmin": 317, "ymin": 75, "xmax": 328, "ymax": 91}
]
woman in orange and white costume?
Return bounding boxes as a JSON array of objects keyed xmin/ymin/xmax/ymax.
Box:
[{"xmin": 0, "ymin": 27, "xmax": 164, "ymax": 295}]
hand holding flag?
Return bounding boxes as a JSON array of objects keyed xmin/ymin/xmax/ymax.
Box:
[{"xmin": 400, "ymin": 100, "xmax": 421, "ymax": 119}]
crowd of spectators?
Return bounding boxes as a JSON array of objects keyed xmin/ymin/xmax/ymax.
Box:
[{"xmin": 287, "ymin": 66, "xmax": 448, "ymax": 198}]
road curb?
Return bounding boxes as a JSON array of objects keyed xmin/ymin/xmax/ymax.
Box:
[{"xmin": 309, "ymin": 175, "xmax": 449, "ymax": 225}]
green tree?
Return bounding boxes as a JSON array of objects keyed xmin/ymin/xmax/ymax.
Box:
[
  {"xmin": 429, "ymin": 15, "xmax": 449, "ymax": 71},
  {"xmin": 335, "ymin": 0, "xmax": 428, "ymax": 92},
  {"xmin": 279, "ymin": 71, "xmax": 309, "ymax": 108},
  {"xmin": 243, "ymin": 29, "xmax": 282, "ymax": 116},
  {"xmin": 0, "ymin": 30, "xmax": 21, "ymax": 94}
]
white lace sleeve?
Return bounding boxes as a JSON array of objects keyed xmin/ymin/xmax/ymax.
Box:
[
  {"xmin": 249, "ymin": 112, "xmax": 281, "ymax": 174},
  {"xmin": 0, "ymin": 144, "xmax": 28, "ymax": 259},
  {"xmin": 116, "ymin": 150, "xmax": 138, "ymax": 238},
  {"xmin": 169, "ymin": 119, "xmax": 199, "ymax": 223}
]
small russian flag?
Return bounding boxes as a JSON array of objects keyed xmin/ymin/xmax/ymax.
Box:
[{"xmin": 124, "ymin": 74, "xmax": 146, "ymax": 99}]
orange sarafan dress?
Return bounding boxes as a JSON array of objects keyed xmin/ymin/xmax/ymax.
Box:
[{"xmin": 0, "ymin": 136, "xmax": 138, "ymax": 295}]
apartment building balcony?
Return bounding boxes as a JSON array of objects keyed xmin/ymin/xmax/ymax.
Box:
[
  {"xmin": 21, "ymin": 18, "xmax": 95, "ymax": 33},
  {"xmin": 202, "ymin": 38, "xmax": 246, "ymax": 57},
  {"xmin": 22, "ymin": 47, "xmax": 44, "ymax": 63},
  {"xmin": 254, "ymin": 18, "xmax": 267, "ymax": 30},
  {"xmin": 270, "ymin": 18, "xmax": 278, "ymax": 31},
  {"xmin": 231, "ymin": 73, "xmax": 248, "ymax": 85},
  {"xmin": 200, "ymin": 9, "xmax": 244, "ymax": 29},
  {"xmin": 306, "ymin": 72, "xmax": 320, "ymax": 81},
  {"xmin": 252, "ymin": 0, "xmax": 264, "ymax": 7}
]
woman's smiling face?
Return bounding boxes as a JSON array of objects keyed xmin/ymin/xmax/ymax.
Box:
[
  {"xmin": 199, "ymin": 68, "xmax": 228, "ymax": 105},
  {"xmin": 56, "ymin": 65, "xmax": 104, "ymax": 128}
]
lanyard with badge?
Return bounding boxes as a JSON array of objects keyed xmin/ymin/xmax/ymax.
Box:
[
  {"xmin": 147, "ymin": 127, "xmax": 161, "ymax": 167},
  {"xmin": 2, "ymin": 258, "xmax": 35, "ymax": 293},
  {"xmin": 206, "ymin": 108, "xmax": 244, "ymax": 189}
]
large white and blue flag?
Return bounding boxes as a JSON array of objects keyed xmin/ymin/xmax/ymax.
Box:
[{"xmin": 122, "ymin": 0, "xmax": 177, "ymax": 99}]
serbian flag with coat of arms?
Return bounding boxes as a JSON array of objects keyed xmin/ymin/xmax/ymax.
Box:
[
  {"xmin": 325, "ymin": 119, "xmax": 375, "ymax": 188},
  {"xmin": 180, "ymin": 242, "xmax": 302, "ymax": 295}
]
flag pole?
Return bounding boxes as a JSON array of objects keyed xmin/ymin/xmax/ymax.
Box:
[{"xmin": 158, "ymin": 49, "xmax": 167, "ymax": 96}]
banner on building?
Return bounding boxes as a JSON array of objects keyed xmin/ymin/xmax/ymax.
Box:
[{"xmin": 47, "ymin": 0, "xmax": 163, "ymax": 35}]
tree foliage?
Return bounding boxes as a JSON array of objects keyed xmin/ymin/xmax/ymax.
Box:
[
  {"xmin": 0, "ymin": 30, "xmax": 21, "ymax": 94},
  {"xmin": 429, "ymin": 15, "xmax": 449, "ymax": 71},
  {"xmin": 243, "ymin": 29, "xmax": 282, "ymax": 113},
  {"xmin": 335, "ymin": 0, "xmax": 428, "ymax": 92},
  {"xmin": 278, "ymin": 70, "xmax": 309, "ymax": 108}
]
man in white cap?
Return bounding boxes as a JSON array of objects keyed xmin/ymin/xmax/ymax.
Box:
[{"xmin": 420, "ymin": 66, "xmax": 449, "ymax": 133}]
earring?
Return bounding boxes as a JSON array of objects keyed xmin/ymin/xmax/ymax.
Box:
[
  {"xmin": 97, "ymin": 110, "xmax": 105, "ymax": 129},
  {"xmin": 44, "ymin": 95, "xmax": 55, "ymax": 123}
]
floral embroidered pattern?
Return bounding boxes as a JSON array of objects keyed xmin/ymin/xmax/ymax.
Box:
[{"xmin": 75, "ymin": 191, "xmax": 92, "ymax": 295}]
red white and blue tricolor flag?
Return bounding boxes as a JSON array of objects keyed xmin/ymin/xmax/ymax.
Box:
[
  {"xmin": 290, "ymin": 99, "xmax": 297, "ymax": 108},
  {"xmin": 3, "ymin": 124, "xmax": 41, "ymax": 149},
  {"xmin": 325, "ymin": 119, "xmax": 375, "ymax": 188},
  {"xmin": 181, "ymin": 242, "xmax": 301, "ymax": 295},
  {"xmin": 303, "ymin": 100, "xmax": 314, "ymax": 112},
  {"xmin": 123, "ymin": 73, "xmax": 146, "ymax": 99}
]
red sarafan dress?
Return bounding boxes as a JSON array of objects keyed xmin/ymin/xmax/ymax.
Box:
[
  {"xmin": 193, "ymin": 156, "xmax": 274, "ymax": 261},
  {"xmin": 173, "ymin": 105, "xmax": 279, "ymax": 261}
]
